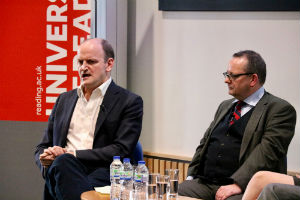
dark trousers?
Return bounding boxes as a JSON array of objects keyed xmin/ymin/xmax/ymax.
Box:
[
  {"xmin": 44, "ymin": 154, "xmax": 110, "ymax": 200},
  {"xmin": 179, "ymin": 178, "xmax": 243, "ymax": 200},
  {"xmin": 258, "ymin": 183, "xmax": 300, "ymax": 200}
]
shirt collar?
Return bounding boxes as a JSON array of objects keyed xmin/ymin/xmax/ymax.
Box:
[
  {"xmin": 233, "ymin": 86, "xmax": 265, "ymax": 106},
  {"xmin": 77, "ymin": 77, "xmax": 112, "ymax": 98}
]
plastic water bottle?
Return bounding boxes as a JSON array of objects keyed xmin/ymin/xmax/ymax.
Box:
[
  {"xmin": 110, "ymin": 156, "xmax": 123, "ymax": 200},
  {"xmin": 134, "ymin": 160, "xmax": 149, "ymax": 200},
  {"xmin": 120, "ymin": 158, "xmax": 133, "ymax": 200}
]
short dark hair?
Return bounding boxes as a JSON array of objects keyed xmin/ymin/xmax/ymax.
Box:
[
  {"xmin": 233, "ymin": 50, "xmax": 266, "ymax": 85},
  {"xmin": 101, "ymin": 39, "xmax": 115, "ymax": 62}
]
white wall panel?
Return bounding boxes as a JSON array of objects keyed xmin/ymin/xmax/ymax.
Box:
[{"xmin": 128, "ymin": 0, "xmax": 300, "ymax": 172}]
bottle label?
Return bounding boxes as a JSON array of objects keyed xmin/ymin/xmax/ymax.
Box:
[
  {"xmin": 121, "ymin": 171, "xmax": 133, "ymax": 179},
  {"xmin": 135, "ymin": 173, "xmax": 142, "ymax": 182},
  {"xmin": 112, "ymin": 169, "xmax": 120, "ymax": 178},
  {"xmin": 134, "ymin": 173, "xmax": 147, "ymax": 183}
]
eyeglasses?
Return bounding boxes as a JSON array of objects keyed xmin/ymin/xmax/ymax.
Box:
[{"xmin": 223, "ymin": 72, "xmax": 254, "ymax": 80}]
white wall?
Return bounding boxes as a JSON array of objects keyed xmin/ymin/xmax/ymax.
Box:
[{"xmin": 128, "ymin": 0, "xmax": 300, "ymax": 172}]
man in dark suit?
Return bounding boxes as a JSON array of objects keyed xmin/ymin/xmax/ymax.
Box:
[
  {"xmin": 34, "ymin": 38, "xmax": 143, "ymax": 200},
  {"xmin": 178, "ymin": 50, "xmax": 296, "ymax": 200}
]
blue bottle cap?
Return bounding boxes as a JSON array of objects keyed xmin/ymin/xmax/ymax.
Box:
[
  {"xmin": 123, "ymin": 158, "xmax": 130, "ymax": 163},
  {"xmin": 113, "ymin": 156, "xmax": 120, "ymax": 160},
  {"xmin": 138, "ymin": 160, "xmax": 145, "ymax": 164}
]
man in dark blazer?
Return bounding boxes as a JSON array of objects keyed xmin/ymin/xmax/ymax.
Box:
[
  {"xmin": 178, "ymin": 50, "xmax": 296, "ymax": 200},
  {"xmin": 34, "ymin": 38, "xmax": 143, "ymax": 200}
]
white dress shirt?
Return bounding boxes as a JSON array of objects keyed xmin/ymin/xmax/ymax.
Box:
[
  {"xmin": 232, "ymin": 86, "xmax": 265, "ymax": 116},
  {"xmin": 65, "ymin": 77, "xmax": 112, "ymax": 155}
]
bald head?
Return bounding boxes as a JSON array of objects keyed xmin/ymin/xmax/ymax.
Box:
[{"xmin": 80, "ymin": 38, "xmax": 115, "ymax": 62}]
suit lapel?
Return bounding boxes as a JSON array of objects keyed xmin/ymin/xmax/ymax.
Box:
[
  {"xmin": 60, "ymin": 90, "xmax": 78, "ymax": 146},
  {"xmin": 94, "ymin": 81, "xmax": 121, "ymax": 138},
  {"xmin": 239, "ymin": 93, "xmax": 269, "ymax": 161}
]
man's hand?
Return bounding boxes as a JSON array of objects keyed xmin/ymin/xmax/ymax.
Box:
[
  {"xmin": 39, "ymin": 150, "xmax": 55, "ymax": 167},
  {"xmin": 48, "ymin": 146, "xmax": 66, "ymax": 157},
  {"xmin": 39, "ymin": 146, "xmax": 66, "ymax": 167},
  {"xmin": 215, "ymin": 184, "xmax": 242, "ymax": 200}
]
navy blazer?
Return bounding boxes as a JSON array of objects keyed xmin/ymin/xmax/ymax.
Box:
[{"xmin": 35, "ymin": 81, "xmax": 143, "ymax": 174}]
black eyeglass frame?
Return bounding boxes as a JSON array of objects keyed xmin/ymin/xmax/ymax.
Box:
[{"xmin": 223, "ymin": 72, "xmax": 254, "ymax": 80}]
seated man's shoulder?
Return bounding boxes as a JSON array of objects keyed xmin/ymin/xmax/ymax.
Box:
[{"xmin": 265, "ymin": 92, "xmax": 294, "ymax": 109}]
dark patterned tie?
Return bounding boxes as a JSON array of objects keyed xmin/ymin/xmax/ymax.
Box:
[{"xmin": 229, "ymin": 101, "xmax": 245, "ymax": 126}]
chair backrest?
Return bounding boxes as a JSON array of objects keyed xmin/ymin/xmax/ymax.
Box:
[{"xmin": 133, "ymin": 141, "xmax": 143, "ymax": 165}]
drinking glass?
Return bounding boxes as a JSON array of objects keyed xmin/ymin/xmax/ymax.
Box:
[
  {"xmin": 165, "ymin": 169, "xmax": 179, "ymax": 199},
  {"xmin": 148, "ymin": 173, "xmax": 159, "ymax": 200},
  {"xmin": 156, "ymin": 174, "xmax": 170, "ymax": 200}
]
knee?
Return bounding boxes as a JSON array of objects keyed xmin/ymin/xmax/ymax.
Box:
[
  {"xmin": 49, "ymin": 153, "xmax": 75, "ymax": 171},
  {"xmin": 178, "ymin": 180, "xmax": 195, "ymax": 195},
  {"xmin": 178, "ymin": 180, "xmax": 190, "ymax": 195},
  {"xmin": 178, "ymin": 179, "xmax": 212, "ymax": 199}
]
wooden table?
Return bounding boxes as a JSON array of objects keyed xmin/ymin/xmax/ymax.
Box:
[
  {"xmin": 81, "ymin": 191, "xmax": 109, "ymax": 200},
  {"xmin": 81, "ymin": 191, "xmax": 201, "ymax": 200}
]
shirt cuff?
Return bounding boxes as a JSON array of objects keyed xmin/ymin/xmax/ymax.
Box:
[{"xmin": 66, "ymin": 149, "xmax": 76, "ymax": 157}]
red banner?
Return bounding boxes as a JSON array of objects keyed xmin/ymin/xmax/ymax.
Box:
[{"xmin": 0, "ymin": 0, "xmax": 91, "ymax": 121}]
